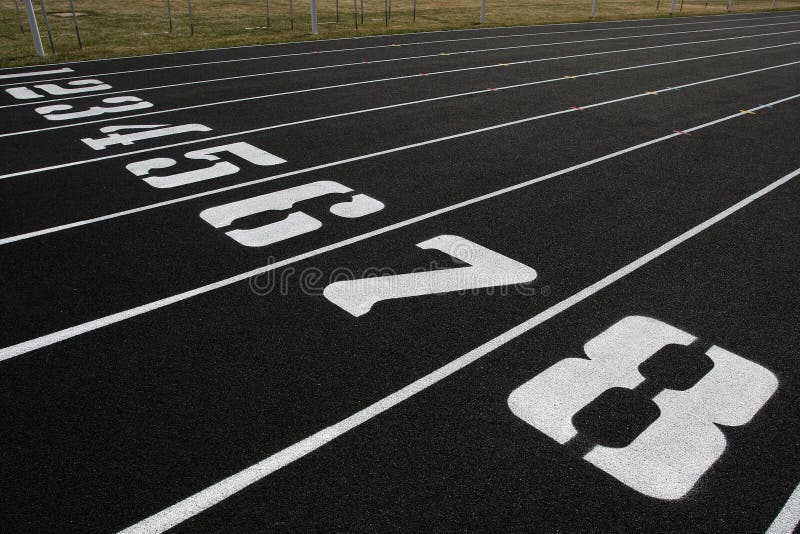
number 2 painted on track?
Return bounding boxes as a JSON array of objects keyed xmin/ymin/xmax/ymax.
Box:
[{"xmin": 324, "ymin": 235, "xmax": 537, "ymax": 317}]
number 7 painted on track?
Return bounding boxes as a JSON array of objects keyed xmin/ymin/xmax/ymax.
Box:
[{"xmin": 324, "ymin": 235, "xmax": 537, "ymax": 317}]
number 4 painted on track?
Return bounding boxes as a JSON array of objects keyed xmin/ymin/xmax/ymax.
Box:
[{"xmin": 323, "ymin": 235, "xmax": 537, "ymax": 317}]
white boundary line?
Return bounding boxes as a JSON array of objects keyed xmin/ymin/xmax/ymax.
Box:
[
  {"xmin": 1, "ymin": 93, "xmax": 797, "ymax": 363},
  {"xmin": 0, "ymin": 10, "xmax": 792, "ymax": 73},
  {"xmin": 0, "ymin": 68, "xmax": 74, "ymax": 80},
  {"xmin": 3, "ymin": 58, "xmax": 798, "ymax": 245},
  {"xmin": 2, "ymin": 18, "xmax": 799, "ymax": 95},
  {"xmin": 3, "ymin": 51, "xmax": 798, "ymax": 185},
  {"xmin": 4, "ymin": 25, "xmax": 797, "ymax": 112},
  {"xmin": 118, "ymin": 162, "xmax": 800, "ymax": 534},
  {"xmin": 3, "ymin": 38, "xmax": 797, "ymax": 139},
  {"xmin": 766, "ymin": 483, "xmax": 800, "ymax": 534}
]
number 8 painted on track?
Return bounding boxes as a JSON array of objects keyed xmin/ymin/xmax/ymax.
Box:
[{"xmin": 508, "ymin": 316, "xmax": 778, "ymax": 499}]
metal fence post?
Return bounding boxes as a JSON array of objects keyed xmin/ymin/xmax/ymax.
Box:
[
  {"xmin": 290, "ymin": 0, "xmax": 294, "ymax": 30},
  {"xmin": 384, "ymin": 0, "xmax": 388, "ymax": 26},
  {"xmin": 360, "ymin": 0, "xmax": 363, "ymax": 24},
  {"xmin": 336, "ymin": 0, "xmax": 339, "ymax": 22},
  {"xmin": 14, "ymin": 0, "xmax": 26, "ymax": 33},
  {"xmin": 266, "ymin": 0, "xmax": 270, "ymax": 27},
  {"xmin": 591, "ymin": 0, "xmax": 598, "ymax": 17},
  {"xmin": 68, "ymin": 0, "xmax": 82, "ymax": 48},
  {"xmin": 670, "ymin": 0, "xmax": 676, "ymax": 14},
  {"xmin": 480, "ymin": 0, "xmax": 486, "ymax": 22},
  {"xmin": 167, "ymin": 0, "xmax": 173, "ymax": 32},
  {"xmin": 311, "ymin": 0, "xmax": 318, "ymax": 34},
  {"xmin": 353, "ymin": 0, "xmax": 358, "ymax": 27},
  {"xmin": 188, "ymin": 0, "xmax": 194, "ymax": 35},
  {"xmin": 727, "ymin": 0, "xmax": 732, "ymax": 10},
  {"xmin": 22, "ymin": 0, "xmax": 44, "ymax": 55},
  {"xmin": 413, "ymin": 0, "xmax": 416, "ymax": 21},
  {"xmin": 38, "ymin": 0, "xmax": 54, "ymax": 53}
]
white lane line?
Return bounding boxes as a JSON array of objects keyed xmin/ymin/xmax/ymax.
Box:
[
  {"xmin": 1, "ymin": 92, "xmax": 797, "ymax": 363},
  {"xmin": 3, "ymin": 59, "xmax": 797, "ymax": 245},
  {"xmin": 5, "ymin": 26, "xmax": 796, "ymax": 113},
  {"xmin": 0, "ymin": 10, "xmax": 789, "ymax": 73},
  {"xmin": 119, "ymin": 162, "xmax": 800, "ymax": 534},
  {"xmin": 0, "ymin": 68, "xmax": 74, "ymax": 80},
  {"xmin": 3, "ymin": 39, "xmax": 797, "ymax": 138},
  {"xmin": 767, "ymin": 483, "xmax": 800, "ymax": 534},
  {"xmin": 2, "ymin": 53, "xmax": 797, "ymax": 187},
  {"xmin": 1, "ymin": 18, "xmax": 798, "ymax": 100}
]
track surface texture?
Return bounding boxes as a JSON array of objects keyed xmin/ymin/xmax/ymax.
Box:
[{"xmin": 1, "ymin": 11, "xmax": 799, "ymax": 534}]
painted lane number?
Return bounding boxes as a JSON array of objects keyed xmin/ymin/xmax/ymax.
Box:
[
  {"xmin": 127, "ymin": 142, "xmax": 285, "ymax": 188},
  {"xmin": 35, "ymin": 96, "xmax": 153, "ymax": 121},
  {"xmin": 508, "ymin": 316, "xmax": 777, "ymax": 499},
  {"xmin": 324, "ymin": 235, "xmax": 537, "ymax": 317},
  {"xmin": 82, "ymin": 123, "xmax": 211, "ymax": 150},
  {"xmin": 200, "ymin": 181, "xmax": 384, "ymax": 248},
  {"xmin": 6, "ymin": 79, "xmax": 111, "ymax": 100}
]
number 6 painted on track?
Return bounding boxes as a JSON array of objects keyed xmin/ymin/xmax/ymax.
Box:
[{"xmin": 324, "ymin": 235, "xmax": 537, "ymax": 317}]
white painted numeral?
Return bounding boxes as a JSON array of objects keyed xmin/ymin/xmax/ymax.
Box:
[
  {"xmin": 81, "ymin": 123, "xmax": 212, "ymax": 150},
  {"xmin": 127, "ymin": 142, "xmax": 286, "ymax": 188},
  {"xmin": 200, "ymin": 181, "xmax": 383, "ymax": 247},
  {"xmin": 5, "ymin": 87, "xmax": 42, "ymax": 100},
  {"xmin": 323, "ymin": 235, "xmax": 537, "ymax": 317},
  {"xmin": 35, "ymin": 96, "xmax": 153, "ymax": 121},
  {"xmin": 5, "ymin": 79, "xmax": 111, "ymax": 100},
  {"xmin": 508, "ymin": 316, "xmax": 778, "ymax": 500}
]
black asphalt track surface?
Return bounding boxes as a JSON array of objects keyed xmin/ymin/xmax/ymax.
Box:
[{"xmin": 0, "ymin": 10, "xmax": 798, "ymax": 533}]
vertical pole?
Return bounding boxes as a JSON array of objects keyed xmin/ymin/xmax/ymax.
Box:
[
  {"xmin": 480, "ymin": 0, "xmax": 486, "ymax": 22},
  {"xmin": 679, "ymin": 0, "xmax": 684, "ymax": 11},
  {"xmin": 22, "ymin": 0, "xmax": 44, "ymax": 55},
  {"xmin": 360, "ymin": 0, "xmax": 364, "ymax": 24},
  {"xmin": 336, "ymin": 0, "xmax": 339, "ymax": 22},
  {"xmin": 311, "ymin": 0, "xmax": 318, "ymax": 34},
  {"xmin": 726, "ymin": 0, "xmax": 732, "ymax": 10},
  {"xmin": 188, "ymin": 0, "xmax": 194, "ymax": 35},
  {"xmin": 38, "ymin": 0, "xmax": 54, "ymax": 53},
  {"xmin": 353, "ymin": 0, "xmax": 358, "ymax": 27},
  {"xmin": 68, "ymin": 0, "xmax": 82, "ymax": 48},
  {"xmin": 289, "ymin": 0, "xmax": 294, "ymax": 30},
  {"xmin": 167, "ymin": 0, "xmax": 173, "ymax": 32},
  {"xmin": 388, "ymin": 0, "xmax": 391, "ymax": 20},
  {"xmin": 656, "ymin": 0, "xmax": 660, "ymax": 11},
  {"xmin": 413, "ymin": 0, "xmax": 416, "ymax": 21},
  {"xmin": 266, "ymin": 0, "xmax": 270, "ymax": 27},
  {"xmin": 384, "ymin": 0, "xmax": 388, "ymax": 26},
  {"xmin": 670, "ymin": 0, "xmax": 676, "ymax": 14},
  {"xmin": 14, "ymin": 0, "xmax": 26, "ymax": 33},
  {"xmin": 591, "ymin": 0, "xmax": 598, "ymax": 17}
]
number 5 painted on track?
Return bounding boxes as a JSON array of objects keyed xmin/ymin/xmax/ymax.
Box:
[{"xmin": 323, "ymin": 235, "xmax": 537, "ymax": 317}]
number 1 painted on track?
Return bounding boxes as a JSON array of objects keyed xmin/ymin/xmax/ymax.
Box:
[{"xmin": 324, "ymin": 235, "xmax": 537, "ymax": 317}]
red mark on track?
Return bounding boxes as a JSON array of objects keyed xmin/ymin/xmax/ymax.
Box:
[
  {"xmin": 571, "ymin": 106, "xmax": 584, "ymax": 111},
  {"xmin": 673, "ymin": 130, "xmax": 692, "ymax": 136},
  {"xmin": 487, "ymin": 87, "xmax": 497, "ymax": 91}
]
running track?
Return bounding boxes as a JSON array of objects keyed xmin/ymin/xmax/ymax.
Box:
[{"xmin": 0, "ymin": 10, "xmax": 799, "ymax": 533}]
